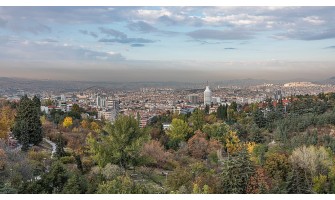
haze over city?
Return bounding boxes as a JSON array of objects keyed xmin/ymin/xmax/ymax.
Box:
[{"xmin": 1, "ymin": 6, "xmax": 335, "ymax": 81}]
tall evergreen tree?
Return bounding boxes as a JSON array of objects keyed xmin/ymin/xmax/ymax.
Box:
[
  {"xmin": 254, "ymin": 108, "xmax": 266, "ymax": 128},
  {"xmin": 12, "ymin": 95, "xmax": 43, "ymax": 151},
  {"xmin": 62, "ymin": 172, "xmax": 87, "ymax": 194},
  {"xmin": 221, "ymin": 148, "xmax": 255, "ymax": 193},
  {"xmin": 55, "ymin": 133, "xmax": 66, "ymax": 158},
  {"xmin": 204, "ymin": 105, "xmax": 210, "ymax": 115}
]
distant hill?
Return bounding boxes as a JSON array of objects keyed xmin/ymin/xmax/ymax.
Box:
[{"xmin": 314, "ymin": 77, "xmax": 335, "ymax": 85}]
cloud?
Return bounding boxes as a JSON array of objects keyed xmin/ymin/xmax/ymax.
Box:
[
  {"xmin": 7, "ymin": 21, "xmax": 51, "ymax": 35},
  {"xmin": 127, "ymin": 21, "xmax": 178, "ymax": 36},
  {"xmin": 224, "ymin": 48, "xmax": 236, "ymax": 50},
  {"xmin": 99, "ymin": 27, "xmax": 127, "ymax": 39},
  {"xmin": 273, "ymin": 28, "xmax": 335, "ymax": 40},
  {"xmin": 325, "ymin": 46, "xmax": 335, "ymax": 49},
  {"xmin": 186, "ymin": 39, "xmax": 227, "ymax": 45},
  {"xmin": 131, "ymin": 44, "xmax": 145, "ymax": 47},
  {"xmin": 98, "ymin": 26, "xmax": 156, "ymax": 44},
  {"xmin": 187, "ymin": 29, "xmax": 253, "ymax": 40},
  {"xmin": 99, "ymin": 38, "xmax": 155, "ymax": 44},
  {"xmin": 127, "ymin": 21, "xmax": 158, "ymax": 33},
  {"xmin": 79, "ymin": 30, "xmax": 99, "ymax": 38},
  {"xmin": 0, "ymin": 37, "xmax": 124, "ymax": 61},
  {"xmin": 302, "ymin": 16, "xmax": 325, "ymax": 25}
]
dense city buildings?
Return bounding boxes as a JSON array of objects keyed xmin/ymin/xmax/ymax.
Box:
[{"xmin": 2, "ymin": 80, "xmax": 335, "ymax": 128}]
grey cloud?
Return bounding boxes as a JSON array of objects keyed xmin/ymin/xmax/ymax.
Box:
[
  {"xmin": 186, "ymin": 39, "xmax": 227, "ymax": 45},
  {"xmin": 274, "ymin": 28, "xmax": 335, "ymax": 41},
  {"xmin": 325, "ymin": 46, "xmax": 335, "ymax": 49},
  {"xmin": 224, "ymin": 48, "xmax": 236, "ymax": 50},
  {"xmin": 99, "ymin": 27, "xmax": 127, "ymax": 39},
  {"xmin": 99, "ymin": 38, "xmax": 155, "ymax": 44},
  {"xmin": 79, "ymin": 30, "xmax": 99, "ymax": 38},
  {"xmin": 187, "ymin": 29, "xmax": 253, "ymax": 40},
  {"xmin": 127, "ymin": 21, "xmax": 158, "ymax": 33},
  {"xmin": 1, "ymin": 7, "xmax": 335, "ymax": 38},
  {"xmin": 131, "ymin": 44, "xmax": 145, "ymax": 47},
  {"xmin": 127, "ymin": 20, "xmax": 179, "ymax": 36},
  {"xmin": 8, "ymin": 21, "xmax": 51, "ymax": 35},
  {"xmin": 158, "ymin": 15, "xmax": 178, "ymax": 26},
  {"xmin": 98, "ymin": 26, "xmax": 156, "ymax": 44}
]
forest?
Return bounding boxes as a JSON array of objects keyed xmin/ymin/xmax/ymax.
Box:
[{"xmin": 1, "ymin": 92, "xmax": 335, "ymax": 194}]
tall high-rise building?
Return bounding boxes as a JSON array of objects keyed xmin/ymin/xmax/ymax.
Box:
[
  {"xmin": 60, "ymin": 94, "xmax": 66, "ymax": 102},
  {"xmin": 204, "ymin": 86, "xmax": 212, "ymax": 105},
  {"xmin": 188, "ymin": 94, "xmax": 199, "ymax": 104},
  {"xmin": 96, "ymin": 95, "xmax": 101, "ymax": 107},
  {"xmin": 274, "ymin": 90, "xmax": 282, "ymax": 100},
  {"xmin": 107, "ymin": 99, "xmax": 120, "ymax": 111}
]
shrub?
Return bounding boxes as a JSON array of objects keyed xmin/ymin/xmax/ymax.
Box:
[{"xmin": 60, "ymin": 156, "xmax": 75, "ymax": 164}]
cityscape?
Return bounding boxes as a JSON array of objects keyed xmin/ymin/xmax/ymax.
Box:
[{"xmin": 1, "ymin": 5, "xmax": 335, "ymax": 195}]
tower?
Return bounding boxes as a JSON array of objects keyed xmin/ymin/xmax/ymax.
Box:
[{"xmin": 204, "ymin": 85, "xmax": 212, "ymax": 105}]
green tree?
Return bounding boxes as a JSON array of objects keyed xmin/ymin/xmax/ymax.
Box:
[
  {"xmin": 254, "ymin": 108, "xmax": 266, "ymax": 128},
  {"xmin": 87, "ymin": 115, "xmax": 148, "ymax": 169},
  {"xmin": 55, "ymin": 133, "xmax": 66, "ymax": 158},
  {"xmin": 12, "ymin": 95, "xmax": 43, "ymax": 151},
  {"xmin": 21, "ymin": 161, "xmax": 70, "ymax": 194},
  {"xmin": 230, "ymin": 101, "xmax": 238, "ymax": 112},
  {"xmin": 204, "ymin": 105, "xmax": 210, "ymax": 115},
  {"xmin": 97, "ymin": 175, "xmax": 148, "ymax": 194},
  {"xmin": 32, "ymin": 96, "xmax": 41, "ymax": 115},
  {"xmin": 248, "ymin": 124, "xmax": 265, "ymax": 143},
  {"xmin": 46, "ymin": 161, "xmax": 70, "ymax": 193},
  {"xmin": 216, "ymin": 104, "xmax": 227, "ymax": 120},
  {"xmin": 220, "ymin": 148, "xmax": 255, "ymax": 193},
  {"xmin": 74, "ymin": 154, "xmax": 84, "ymax": 173},
  {"xmin": 286, "ymin": 167, "xmax": 311, "ymax": 194},
  {"xmin": 189, "ymin": 108, "xmax": 205, "ymax": 131},
  {"xmin": 203, "ymin": 122, "xmax": 230, "ymax": 142},
  {"xmin": 166, "ymin": 118, "xmax": 191, "ymax": 149},
  {"xmin": 62, "ymin": 172, "xmax": 88, "ymax": 194},
  {"xmin": 71, "ymin": 104, "xmax": 81, "ymax": 113}
]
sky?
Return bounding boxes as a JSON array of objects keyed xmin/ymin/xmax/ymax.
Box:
[{"xmin": 0, "ymin": 6, "xmax": 335, "ymax": 82}]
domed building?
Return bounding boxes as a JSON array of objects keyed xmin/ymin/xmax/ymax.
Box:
[{"xmin": 204, "ymin": 85, "xmax": 212, "ymax": 105}]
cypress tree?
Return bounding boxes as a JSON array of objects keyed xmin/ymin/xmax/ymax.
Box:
[
  {"xmin": 12, "ymin": 95, "xmax": 43, "ymax": 151},
  {"xmin": 55, "ymin": 133, "xmax": 66, "ymax": 158},
  {"xmin": 221, "ymin": 148, "xmax": 255, "ymax": 193}
]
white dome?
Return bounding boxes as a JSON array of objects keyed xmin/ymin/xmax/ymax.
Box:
[{"xmin": 204, "ymin": 86, "xmax": 211, "ymax": 92}]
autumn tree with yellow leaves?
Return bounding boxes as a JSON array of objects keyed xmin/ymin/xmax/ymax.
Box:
[
  {"xmin": 225, "ymin": 130, "xmax": 242, "ymax": 155},
  {"xmin": 63, "ymin": 116, "xmax": 73, "ymax": 128},
  {"xmin": 0, "ymin": 106, "xmax": 15, "ymax": 139}
]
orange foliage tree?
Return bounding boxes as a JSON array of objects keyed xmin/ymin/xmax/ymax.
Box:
[
  {"xmin": 141, "ymin": 140, "xmax": 171, "ymax": 168},
  {"xmin": 247, "ymin": 167, "xmax": 272, "ymax": 193},
  {"xmin": 187, "ymin": 130, "xmax": 208, "ymax": 159}
]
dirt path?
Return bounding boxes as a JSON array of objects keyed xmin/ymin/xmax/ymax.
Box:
[{"xmin": 43, "ymin": 138, "xmax": 56, "ymax": 158}]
